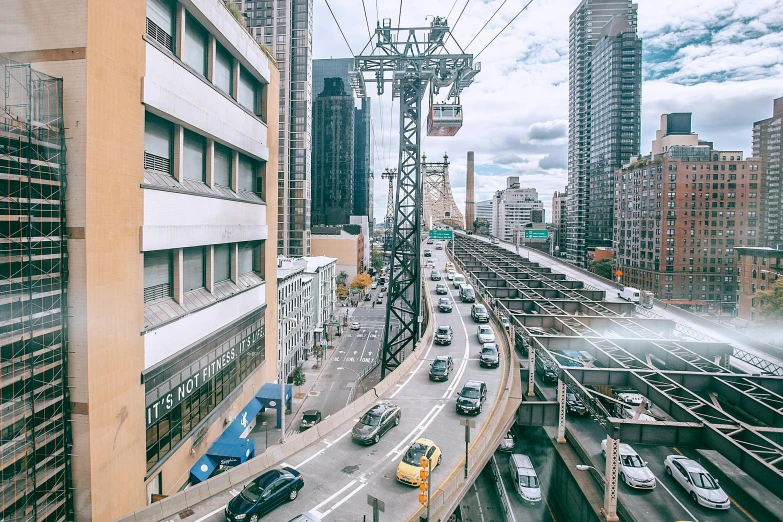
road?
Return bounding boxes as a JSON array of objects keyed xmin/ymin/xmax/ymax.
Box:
[{"xmin": 173, "ymin": 246, "xmax": 508, "ymax": 522}]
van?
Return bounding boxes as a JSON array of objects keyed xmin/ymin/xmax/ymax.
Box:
[
  {"xmin": 509, "ymin": 454, "xmax": 541, "ymax": 503},
  {"xmin": 618, "ymin": 287, "xmax": 641, "ymax": 304},
  {"xmin": 459, "ymin": 284, "xmax": 475, "ymax": 303},
  {"xmin": 453, "ymin": 274, "xmax": 466, "ymax": 288}
]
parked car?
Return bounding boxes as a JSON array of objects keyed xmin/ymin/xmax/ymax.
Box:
[
  {"xmin": 429, "ymin": 355, "xmax": 454, "ymax": 381},
  {"xmin": 225, "ymin": 468, "xmax": 304, "ymax": 521},
  {"xmin": 438, "ymin": 298, "xmax": 453, "ymax": 313},
  {"xmin": 431, "ymin": 270, "xmax": 442, "ymax": 281},
  {"xmin": 435, "ymin": 283, "xmax": 449, "ymax": 295},
  {"xmin": 351, "ymin": 402, "xmax": 401, "ymax": 444},
  {"xmin": 456, "ymin": 380, "xmax": 487, "ymax": 415},
  {"xmin": 477, "ymin": 325, "xmax": 495, "ymax": 344},
  {"xmin": 479, "ymin": 344, "xmax": 500, "ymax": 368},
  {"xmin": 471, "ymin": 304, "xmax": 489, "ymax": 323},
  {"xmin": 509, "ymin": 454, "xmax": 541, "ymax": 503},
  {"xmin": 565, "ymin": 387, "xmax": 587, "ymax": 416},
  {"xmin": 434, "ymin": 325, "xmax": 453, "ymax": 345},
  {"xmin": 499, "ymin": 431, "xmax": 515, "ymax": 452},
  {"xmin": 396, "ymin": 438, "xmax": 442, "ymax": 486},
  {"xmin": 602, "ymin": 440, "xmax": 656, "ymax": 489},
  {"xmin": 299, "ymin": 410, "xmax": 322, "ymax": 431},
  {"xmin": 350, "ymin": 322, "xmax": 361, "ymax": 330},
  {"xmin": 664, "ymin": 455, "xmax": 729, "ymax": 509}
]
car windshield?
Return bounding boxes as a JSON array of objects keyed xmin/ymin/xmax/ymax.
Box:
[
  {"xmin": 621, "ymin": 454, "xmax": 644, "ymax": 468},
  {"xmin": 479, "ymin": 326, "xmax": 491, "ymax": 334},
  {"xmin": 240, "ymin": 482, "xmax": 263, "ymax": 502},
  {"xmin": 303, "ymin": 413, "xmax": 319, "ymax": 422},
  {"xmin": 359, "ymin": 413, "xmax": 381, "ymax": 426},
  {"xmin": 475, "ymin": 306, "xmax": 486, "ymax": 313},
  {"xmin": 482, "ymin": 347, "xmax": 497, "ymax": 355},
  {"xmin": 432, "ymin": 360, "xmax": 447, "ymax": 368},
  {"xmin": 519, "ymin": 475, "xmax": 539, "ymax": 488},
  {"xmin": 461, "ymin": 388, "xmax": 480, "ymax": 399},
  {"xmin": 689, "ymin": 471, "xmax": 719, "ymax": 490},
  {"xmin": 403, "ymin": 443, "xmax": 428, "ymax": 466},
  {"xmin": 439, "ymin": 299, "xmax": 449, "ymax": 304},
  {"xmin": 437, "ymin": 327, "xmax": 450, "ymax": 334}
]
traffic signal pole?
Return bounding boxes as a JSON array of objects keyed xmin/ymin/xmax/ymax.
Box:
[{"xmin": 419, "ymin": 456, "xmax": 432, "ymax": 521}]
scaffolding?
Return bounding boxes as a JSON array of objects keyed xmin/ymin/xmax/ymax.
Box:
[{"xmin": 1, "ymin": 58, "xmax": 73, "ymax": 522}]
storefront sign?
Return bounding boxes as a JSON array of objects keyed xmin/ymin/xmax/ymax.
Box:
[{"xmin": 146, "ymin": 325, "xmax": 265, "ymax": 427}]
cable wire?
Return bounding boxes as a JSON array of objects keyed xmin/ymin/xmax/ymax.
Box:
[
  {"xmin": 446, "ymin": 0, "xmax": 459, "ymax": 19},
  {"xmin": 465, "ymin": 0, "xmax": 509, "ymax": 49},
  {"xmin": 444, "ymin": 0, "xmax": 470, "ymax": 45},
  {"xmin": 475, "ymin": 0, "xmax": 535, "ymax": 58},
  {"xmin": 361, "ymin": 0, "xmax": 372, "ymax": 40},
  {"xmin": 397, "ymin": 0, "xmax": 403, "ymax": 28},
  {"xmin": 324, "ymin": 0, "xmax": 355, "ymax": 55}
]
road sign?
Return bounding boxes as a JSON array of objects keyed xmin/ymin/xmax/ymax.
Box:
[
  {"xmin": 523, "ymin": 229, "xmax": 549, "ymax": 240},
  {"xmin": 429, "ymin": 229, "xmax": 454, "ymax": 240}
]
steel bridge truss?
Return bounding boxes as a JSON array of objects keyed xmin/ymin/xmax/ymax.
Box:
[
  {"xmin": 452, "ymin": 234, "xmax": 783, "ymax": 502},
  {"xmin": 351, "ymin": 17, "xmax": 479, "ymax": 377},
  {"xmin": 422, "ymin": 153, "xmax": 464, "ymax": 230}
]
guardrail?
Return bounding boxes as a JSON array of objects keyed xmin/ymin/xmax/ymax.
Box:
[{"xmin": 488, "ymin": 455, "xmax": 515, "ymax": 522}]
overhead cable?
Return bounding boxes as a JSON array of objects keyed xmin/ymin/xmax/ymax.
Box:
[
  {"xmin": 324, "ymin": 0, "xmax": 355, "ymax": 55},
  {"xmin": 444, "ymin": 0, "xmax": 470, "ymax": 45},
  {"xmin": 361, "ymin": 0, "xmax": 372, "ymax": 39},
  {"xmin": 465, "ymin": 0, "xmax": 509, "ymax": 49},
  {"xmin": 475, "ymin": 0, "xmax": 535, "ymax": 58}
]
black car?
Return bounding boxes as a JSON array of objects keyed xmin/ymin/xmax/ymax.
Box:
[
  {"xmin": 435, "ymin": 283, "xmax": 448, "ymax": 295},
  {"xmin": 363, "ymin": 293, "xmax": 372, "ymax": 301},
  {"xmin": 479, "ymin": 344, "xmax": 500, "ymax": 368},
  {"xmin": 351, "ymin": 402, "xmax": 401, "ymax": 444},
  {"xmin": 535, "ymin": 356, "xmax": 558, "ymax": 383},
  {"xmin": 299, "ymin": 410, "xmax": 321, "ymax": 432},
  {"xmin": 429, "ymin": 355, "xmax": 454, "ymax": 381},
  {"xmin": 471, "ymin": 304, "xmax": 489, "ymax": 323},
  {"xmin": 516, "ymin": 336, "xmax": 530, "ymax": 356},
  {"xmin": 456, "ymin": 380, "xmax": 487, "ymax": 415},
  {"xmin": 565, "ymin": 387, "xmax": 587, "ymax": 416},
  {"xmin": 438, "ymin": 298, "xmax": 453, "ymax": 313},
  {"xmin": 424, "ymin": 249, "xmax": 433, "ymax": 257},
  {"xmin": 434, "ymin": 325, "xmax": 453, "ymax": 345},
  {"xmin": 225, "ymin": 468, "xmax": 304, "ymax": 521}
]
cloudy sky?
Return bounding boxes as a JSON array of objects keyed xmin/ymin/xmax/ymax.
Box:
[{"xmin": 312, "ymin": 0, "xmax": 783, "ymax": 223}]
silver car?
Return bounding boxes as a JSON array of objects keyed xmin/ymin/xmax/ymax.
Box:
[{"xmin": 477, "ymin": 325, "xmax": 495, "ymax": 344}]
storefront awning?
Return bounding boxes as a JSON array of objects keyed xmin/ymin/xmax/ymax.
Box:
[
  {"xmin": 222, "ymin": 398, "xmax": 264, "ymax": 440},
  {"xmin": 207, "ymin": 438, "xmax": 254, "ymax": 467},
  {"xmin": 189, "ymin": 454, "xmax": 218, "ymax": 484}
]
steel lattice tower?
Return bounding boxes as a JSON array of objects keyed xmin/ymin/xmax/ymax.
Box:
[
  {"xmin": 422, "ymin": 152, "xmax": 465, "ymax": 230},
  {"xmin": 351, "ymin": 17, "xmax": 479, "ymax": 377},
  {"xmin": 381, "ymin": 168, "xmax": 397, "ymax": 257}
]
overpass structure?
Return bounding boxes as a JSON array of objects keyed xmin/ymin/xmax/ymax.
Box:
[{"xmin": 422, "ymin": 153, "xmax": 464, "ymax": 230}]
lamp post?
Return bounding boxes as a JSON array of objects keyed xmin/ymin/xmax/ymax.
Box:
[{"xmin": 279, "ymin": 317, "xmax": 298, "ymax": 444}]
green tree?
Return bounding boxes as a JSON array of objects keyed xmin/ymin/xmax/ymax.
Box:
[
  {"xmin": 311, "ymin": 343, "xmax": 324, "ymax": 369},
  {"xmin": 336, "ymin": 283, "xmax": 348, "ymax": 300},
  {"xmin": 754, "ymin": 279, "xmax": 783, "ymax": 324},
  {"xmin": 291, "ymin": 365, "xmax": 306, "ymax": 392},
  {"xmin": 336, "ymin": 271, "xmax": 349, "ymax": 286},
  {"xmin": 371, "ymin": 249, "xmax": 384, "ymax": 272},
  {"xmin": 591, "ymin": 258, "xmax": 613, "ymax": 280}
]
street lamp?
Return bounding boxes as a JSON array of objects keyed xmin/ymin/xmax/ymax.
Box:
[
  {"xmin": 337, "ymin": 366, "xmax": 366, "ymax": 398},
  {"xmin": 279, "ymin": 317, "xmax": 299, "ymax": 444}
]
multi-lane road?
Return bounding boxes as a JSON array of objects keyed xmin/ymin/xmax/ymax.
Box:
[{"xmin": 175, "ymin": 246, "xmax": 507, "ymax": 522}]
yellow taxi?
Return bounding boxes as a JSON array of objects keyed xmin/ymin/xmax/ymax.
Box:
[
  {"xmin": 396, "ymin": 438, "xmax": 442, "ymax": 486},
  {"xmin": 444, "ymin": 262, "xmax": 455, "ymax": 272}
]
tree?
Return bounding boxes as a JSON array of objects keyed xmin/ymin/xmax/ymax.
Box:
[
  {"xmin": 336, "ymin": 271, "xmax": 349, "ymax": 286},
  {"xmin": 336, "ymin": 283, "xmax": 348, "ymax": 299},
  {"xmin": 350, "ymin": 273, "xmax": 373, "ymax": 293},
  {"xmin": 311, "ymin": 343, "xmax": 324, "ymax": 369},
  {"xmin": 291, "ymin": 365, "xmax": 306, "ymax": 393},
  {"xmin": 754, "ymin": 278, "xmax": 783, "ymax": 324},
  {"xmin": 591, "ymin": 258, "xmax": 613, "ymax": 280},
  {"xmin": 371, "ymin": 249, "xmax": 384, "ymax": 272}
]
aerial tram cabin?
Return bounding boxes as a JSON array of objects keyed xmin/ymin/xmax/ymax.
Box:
[{"xmin": 427, "ymin": 103, "xmax": 463, "ymax": 136}]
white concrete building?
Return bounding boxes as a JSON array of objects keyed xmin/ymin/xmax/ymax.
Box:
[
  {"xmin": 491, "ymin": 178, "xmax": 545, "ymax": 242},
  {"xmin": 475, "ymin": 199, "xmax": 494, "ymax": 223},
  {"xmin": 304, "ymin": 256, "xmax": 337, "ymax": 345},
  {"xmin": 277, "ymin": 257, "xmax": 312, "ymax": 379}
]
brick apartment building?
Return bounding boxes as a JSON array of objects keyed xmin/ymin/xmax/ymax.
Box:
[
  {"xmin": 614, "ymin": 114, "xmax": 762, "ymax": 313},
  {"xmin": 736, "ymin": 247, "xmax": 783, "ymax": 322}
]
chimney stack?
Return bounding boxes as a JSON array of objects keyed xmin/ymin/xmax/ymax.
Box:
[{"xmin": 466, "ymin": 151, "xmax": 475, "ymax": 231}]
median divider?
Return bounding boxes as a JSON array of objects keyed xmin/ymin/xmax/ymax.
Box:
[{"xmin": 119, "ymin": 288, "xmax": 437, "ymax": 522}]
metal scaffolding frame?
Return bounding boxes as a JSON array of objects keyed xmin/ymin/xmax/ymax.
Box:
[{"xmin": 1, "ymin": 59, "xmax": 73, "ymax": 522}]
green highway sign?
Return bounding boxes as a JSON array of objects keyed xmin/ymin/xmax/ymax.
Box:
[
  {"xmin": 429, "ymin": 229, "xmax": 454, "ymax": 240},
  {"xmin": 524, "ymin": 229, "xmax": 549, "ymax": 240}
]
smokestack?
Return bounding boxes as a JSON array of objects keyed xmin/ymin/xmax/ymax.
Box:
[{"xmin": 466, "ymin": 151, "xmax": 475, "ymax": 231}]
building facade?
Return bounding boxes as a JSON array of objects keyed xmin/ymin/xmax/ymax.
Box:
[
  {"xmin": 753, "ymin": 97, "xmax": 783, "ymax": 248},
  {"xmin": 567, "ymin": 0, "xmax": 639, "ymax": 267},
  {"xmin": 736, "ymin": 247, "xmax": 783, "ymax": 322},
  {"xmin": 474, "ymin": 199, "xmax": 493, "ymax": 233},
  {"xmin": 1, "ymin": 1, "xmax": 279, "ymax": 519},
  {"xmin": 277, "ymin": 258, "xmax": 312, "ymax": 378},
  {"xmin": 311, "ymin": 225, "xmax": 364, "ymax": 279},
  {"xmin": 241, "ymin": 0, "xmax": 313, "ymax": 257},
  {"xmin": 350, "ymin": 215, "xmax": 371, "ymax": 271},
  {"xmin": 552, "ymin": 190, "xmax": 568, "ymax": 256},
  {"xmin": 304, "ymin": 256, "xmax": 337, "ymax": 347},
  {"xmin": 491, "ymin": 178, "xmax": 545, "ymax": 242},
  {"xmin": 312, "ymin": 77, "xmax": 354, "ymax": 225},
  {"xmin": 614, "ymin": 119, "xmax": 761, "ymax": 313}
]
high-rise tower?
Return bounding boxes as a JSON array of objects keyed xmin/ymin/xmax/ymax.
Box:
[{"xmin": 466, "ymin": 151, "xmax": 475, "ymax": 231}]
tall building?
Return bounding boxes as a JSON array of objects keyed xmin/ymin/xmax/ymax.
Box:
[
  {"xmin": 1, "ymin": 1, "xmax": 279, "ymax": 518},
  {"xmin": 466, "ymin": 151, "xmax": 475, "ymax": 231},
  {"xmin": 312, "ymin": 77, "xmax": 355, "ymax": 225},
  {"xmin": 614, "ymin": 115, "xmax": 761, "ymax": 314},
  {"xmin": 241, "ymin": 0, "xmax": 313, "ymax": 257},
  {"xmin": 567, "ymin": 0, "xmax": 639, "ymax": 267},
  {"xmin": 1, "ymin": 59, "xmax": 72, "ymax": 522},
  {"xmin": 552, "ymin": 190, "xmax": 568, "ymax": 256},
  {"xmin": 277, "ymin": 258, "xmax": 313, "ymax": 378},
  {"xmin": 753, "ymin": 97, "xmax": 783, "ymax": 248},
  {"xmin": 313, "ymin": 57, "xmax": 353, "ymax": 101},
  {"xmin": 491, "ymin": 178, "xmax": 545, "ymax": 242},
  {"xmin": 735, "ymin": 247, "xmax": 783, "ymax": 322}
]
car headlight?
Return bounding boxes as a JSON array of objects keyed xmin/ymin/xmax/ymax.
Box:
[{"xmin": 234, "ymin": 514, "xmax": 247, "ymax": 520}]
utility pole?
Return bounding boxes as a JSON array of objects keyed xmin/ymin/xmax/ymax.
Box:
[{"xmin": 459, "ymin": 418, "xmax": 475, "ymax": 479}]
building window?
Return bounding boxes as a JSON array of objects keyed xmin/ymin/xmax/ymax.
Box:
[
  {"xmin": 184, "ymin": 14, "xmax": 208, "ymax": 77},
  {"xmin": 213, "ymin": 143, "xmax": 232, "ymax": 187},
  {"xmin": 238, "ymin": 154, "xmax": 256, "ymax": 192},
  {"xmin": 238, "ymin": 241, "xmax": 263, "ymax": 276},
  {"xmin": 238, "ymin": 67, "xmax": 258, "ymax": 114},
  {"xmin": 144, "ymin": 113, "xmax": 173, "ymax": 175},
  {"xmin": 214, "ymin": 44, "xmax": 233, "ymax": 95},
  {"xmin": 183, "ymin": 246, "xmax": 206, "ymax": 291},
  {"xmin": 183, "ymin": 130, "xmax": 206, "ymax": 182},
  {"xmin": 146, "ymin": 0, "xmax": 174, "ymax": 50},
  {"xmin": 214, "ymin": 244, "xmax": 231, "ymax": 283},
  {"xmin": 144, "ymin": 250, "xmax": 172, "ymax": 303}
]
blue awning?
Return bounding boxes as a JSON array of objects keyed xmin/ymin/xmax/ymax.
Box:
[
  {"xmin": 189, "ymin": 454, "xmax": 218, "ymax": 484},
  {"xmin": 222, "ymin": 398, "xmax": 265, "ymax": 440},
  {"xmin": 207, "ymin": 438, "xmax": 254, "ymax": 467}
]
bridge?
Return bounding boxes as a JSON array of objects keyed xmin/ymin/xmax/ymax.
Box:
[{"xmin": 423, "ymin": 153, "xmax": 464, "ymax": 231}]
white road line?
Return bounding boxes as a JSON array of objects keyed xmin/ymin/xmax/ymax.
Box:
[
  {"xmin": 323, "ymin": 482, "xmax": 368, "ymax": 516},
  {"xmin": 291, "ymin": 429, "xmax": 353, "ymax": 468},
  {"xmin": 443, "ymin": 295, "xmax": 471, "ymax": 399},
  {"xmin": 473, "ymin": 484, "xmax": 486, "ymax": 522},
  {"xmin": 312, "ymin": 480, "xmax": 357, "ymax": 512},
  {"xmin": 384, "ymin": 404, "xmax": 442, "ymax": 459},
  {"xmin": 389, "ymin": 404, "xmax": 445, "ymax": 461},
  {"xmin": 192, "ymin": 504, "xmax": 226, "ymax": 522},
  {"xmin": 657, "ymin": 476, "xmax": 700, "ymax": 522}
]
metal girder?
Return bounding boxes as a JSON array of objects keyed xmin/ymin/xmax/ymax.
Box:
[
  {"xmin": 516, "ymin": 401, "xmax": 559, "ymax": 427},
  {"xmin": 381, "ymin": 168, "xmax": 397, "ymax": 258},
  {"xmin": 422, "ymin": 153, "xmax": 464, "ymax": 230}
]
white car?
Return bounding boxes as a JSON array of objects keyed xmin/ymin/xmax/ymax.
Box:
[
  {"xmin": 350, "ymin": 322, "xmax": 361, "ymax": 330},
  {"xmin": 446, "ymin": 271, "xmax": 455, "ymax": 281},
  {"xmin": 371, "ymin": 282, "xmax": 378, "ymax": 289},
  {"xmin": 498, "ymin": 431, "xmax": 515, "ymax": 452},
  {"xmin": 601, "ymin": 440, "xmax": 656, "ymax": 489},
  {"xmin": 664, "ymin": 455, "xmax": 730, "ymax": 510},
  {"xmin": 425, "ymin": 260, "xmax": 435, "ymax": 268},
  {"xmin": 477, "ymin": 325, "xmax": 495, "ymax": 344}
]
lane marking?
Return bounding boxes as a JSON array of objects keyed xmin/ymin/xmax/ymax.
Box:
[
  {"xmin": 192, "ymin": 504, "xmax": 226, "ymax": 522},
  {"xmin": 323, "ymin": 482, "xmax": 368, "ymax": 517},
  {"xmin": 312, "ymin": 480, "xmax": 357, "ymax": 513},
  {"xmin": 290, "ymin": 429, "xmax": 353, "ymax": 468},
  {"xmin": 474, "ymin": 484, "xmax": 486, "ymax": 522},
  {"xmin": 657, "ymin": 476, "xmax": 700, "ymax": 522}
]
